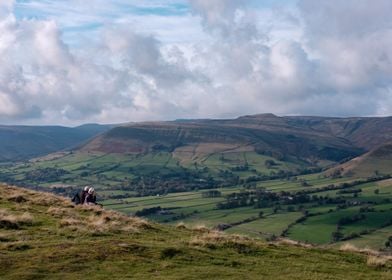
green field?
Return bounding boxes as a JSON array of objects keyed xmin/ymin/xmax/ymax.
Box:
[
  {"xmin": 98, "ymin": 177, "xmax": 392, "ymax": 250},
  {"xmin": 1, "ymin": 151, "xmax": 392, "ymax": 251},
  {"xmin": 336, "ymin": 225, "xmax": 392, "ymax": 249},
  {"xmin": 0, "ymin": 152, "xmax": 342, "ymax": 191}
]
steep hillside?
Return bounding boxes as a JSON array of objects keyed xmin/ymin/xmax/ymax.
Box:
[
  {"xmin": 285, "ymin": 116, "xmax": 392, "ymax": 150},
  {"xmin": 81, "ymin": 114, "xmax": 368, "ymax": 164},
  {"xmin": 0, "ymin": 124, "xmax": 111, "ymax": 162},
  {"xmin": 0, "ymin": 184, "xmax": 391, "ymax": 279},
  {"xmin": 328, "ymin": 142, "xmax": 392, "ymax": 177}
]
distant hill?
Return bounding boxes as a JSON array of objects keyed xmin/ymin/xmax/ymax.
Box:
[
  {"xmin": 80, "ymin": 114, "xmax": 392, "ymax": 165},
  {"xmin": 0, "ymin": 124, "xmax": 112, "ymax": 162},
  {"xmin": 327, "ymin": 142, "xmax": 392, "ymax": 177},
  {"xmin": 284, "ymin": 115, "xmax": 392, "ymax": 150},
  {"xmin": 2, "ymin": 113, "xmax": 392, "ymax": 169},
  {"xmin": 0, "ymin": 184, "xmax": 390, "ymax": 279}
]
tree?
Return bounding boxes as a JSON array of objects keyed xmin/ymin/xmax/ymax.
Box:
[
  {"xmin": 287, "ymin": 206, "xmax": 295, "ymax": 212},
  {"xmin": 332, "ymin": 231, "xmax": 343, "ymax": 242},
  {"xmin": 385, "ymin": 236, "xmax": 392, "ymax": 248},
  {"xmin": 265, "ymin": 160, "xmax": 276, "ymax": 169},
  {"xmin": 300, "ymin": 180, "xmax": 311, "ymax": 187},
  {"xmin": 374, "ymin": 189, "xmax": 380, "ymax": 195}
]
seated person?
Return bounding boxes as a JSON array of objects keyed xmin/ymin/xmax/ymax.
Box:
[
  {"xmin": 84, "ymin": 187, "xmax": 97, "ymax": 205},
  {"xmin": 72, "ymin": 186, "xmax": 89, "ymax": 205}
]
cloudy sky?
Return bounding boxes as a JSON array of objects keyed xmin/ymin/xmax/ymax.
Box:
[{"xmin": 0, "ymin": 0, "xmax": 391, "ymax": 125}]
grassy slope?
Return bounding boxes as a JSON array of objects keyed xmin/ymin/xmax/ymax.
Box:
[
  {"xmin": 327, "ymin": 142, "xmax": 392, "ymax": 177},
  {"xmin": 336, "ymin": 225, "xmax": 392, "ymax": 249},
  {"xmin": 0, "ymin": 151, "xmax": 306, "ymax": 194},
  {"xmin": 0, "ymin": 124, "xmax": 111, "ymax": 162},
  {"xmin": 82, "ymin": 115, "xmax": 364, "ymax": 165},
  {"xmin": 1, "ymin": 184, "xmax": 391, "ymax": 280}
]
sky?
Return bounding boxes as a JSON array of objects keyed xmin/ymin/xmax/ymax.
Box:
[{"xmin": 0, "ymin": 0, "xmax": 391, "ymax": 125}]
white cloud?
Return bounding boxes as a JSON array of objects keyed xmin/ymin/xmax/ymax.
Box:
[{"xmin": 0, "ymin": 0, "xmax": 391, "ymax": 125}]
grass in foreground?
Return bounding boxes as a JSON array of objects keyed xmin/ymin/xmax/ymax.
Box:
[{"xmin": 0, "ymin": 184, "xmax": 391, "ymax": 279}]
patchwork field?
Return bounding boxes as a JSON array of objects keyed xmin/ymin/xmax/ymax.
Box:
[
  {"xmin": 0, "ymin": 150, "xmax": 310, "ymax": 196},
  {"xmin": 100, "ymin": 176, "xmax": 392, "ymax": 250},
  {"xmin": 1, "ymin": 151, "xmax": 391, "ymax": 251}
]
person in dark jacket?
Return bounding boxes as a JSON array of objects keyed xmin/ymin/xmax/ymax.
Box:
[{"xmin": 72, "ymin": 186, "xmax": 89, "ymax": 205}]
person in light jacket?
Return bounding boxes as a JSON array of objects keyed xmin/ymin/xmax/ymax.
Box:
[{"xmin": 84, "ymin": 187, "xmax": 97, "ymax": 205}]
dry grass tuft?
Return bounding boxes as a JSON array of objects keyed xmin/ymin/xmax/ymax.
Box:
[
  {"xmin": 192, "ymin": 224, "xmax": 210, "ymax": 233},
  {"xmin": 19, "ymin": 212, "xmax": 34, "ymax": 224},
  {"xmin": 0, "ymin": 232, "xmax": 13, "ymax": 242},
  {"xmin": 59, "ymin": 217, "xmax": 81, "ymax": 227},
  {"xmin": 86, "ymin": 211, "xmax": 152, "ymax": 233},
  {"xmin": 47, "ymin": 206, "xmax": 74, "ymax": 218},
  {"xmin": 0, "ymin": 184, "xmax": 72, "ymax": 208},
  {"xmin": 28, "ymin": 192, "xmax": 71, "ymax": 207},
  {"xmin": 59, "ymin": 218, "xmax": 84, "ymax": 233},
  {"xmin": 339, "ymin": 243, "xmax": 392, "ymax": 268},
  {"xmin": 8, "ymin": 195, "xmax": 28, "ymax": 203},
  {"xmin": 0, "ymin": 209, "xmax": 34, "ymax": 229},
  {"xmin": 190, "ymin": 231, "xmax": 254, "ymax": 252},
  {"xmin": 339, "ymin": 243, "xmax": 383, "ymax": 256},
  {"xmin": 274, "ymin": 238, "xmax": 313, "ymax": 248},
  {"xmin": 339, "ymin": 243, "xmax": 359, "ymax": 252},
  {"xmin": 126, "ymin": 217, "xmax": 152, "ymax": 230},
  {"xmin": 367, "ymin": 255, "xmax": 390, "ymax": 268},
  {"xmin": 2, "ymin": 185, "xmax": 25, "ymax": 198},
  {"xmin": 57, "ymin": 207, "xmax": 152, "ymax": 234},
  {"xmin": 175, "ymin": 222, "xmax": 187, "ymax": 229}
]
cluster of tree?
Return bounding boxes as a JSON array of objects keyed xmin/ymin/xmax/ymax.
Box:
[
  {"xmin": 121, "ymin": 169, "xmax": 220, "ymax": 196},
  {"xmin": 24, "ymin": 168, "xmax": 69, "ymax": 182},
  {"xmin": 201, "ymin": 190, "xmax": 222, "ymax": 198},
  {"xmin": 135, "ymin": 206, "xmax": 162, "ymax": 217},
  {"xmin": 215, "ymin": 175, "xmax": 391, "ymax": 211},
  {"xmin": 337, "ymin": 214, "xmax": 366, "ymax": 226},
  {"xmin": 219, "ymin": 167, "xmax": 323, "ymax": 187},
  {"xmin": 329, "ymin": 168, "xmax": 343, "ymax": 179},
  {"xmin": 331, "ymin": 229, "xmax": 344, "ymax": 242},
  {"xmin": 216, "ymin": 189, "xmax": 318, "ymax": 210},
  {"xmin": 299, "ymin": 179, "xmax": 312, "ymax": 187},
  {"xmin": 337, "ymin": 189, "xmax": 362, "ymax": 194},
  {"xmin": 162, "ymin": 211, "xmax": 199, "ymax": 223},
  {"xmin": 295, "ymin": 175, "xmax": 391, "ymax": 197},
  {"xmin": 215, "ymin": 216, "xmax": 259, "ymax": 231},
  {"xmin": 215, "ymin": 184, "xmax": 369, "ymax": 210},
  {"xmin": 151, "ymin": 144, "xmax": 175, "ymax": 152},
  {"xmin": 216, "ymin": 190, "xmax": 278, "ymax": 209},
  {"xmin": 230, "ymin": 164, "xmax": 249, "ymax": 172},
  {"xmin": 264, "ymin": 160, "xmax": 277, "ymax": 169},
  {"xmin": 255, "ymin": 149, "xmax": 285, "ymax": 161},
  {"xmin": 359, "ymin": 206, "xmax": 375, "ymax": 212}
]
